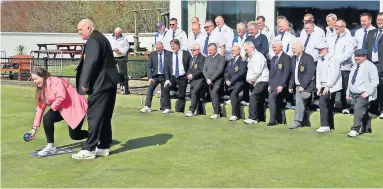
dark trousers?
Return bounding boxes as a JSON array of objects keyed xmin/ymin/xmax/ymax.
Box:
[
  {"xmin": 242, "ymin": 82, "xmax": 250, "ymax": 103},
  {"xmin": 370, "ymin": 71, "xmax": 383, "ymax": 114},
  {"xmin": 43, "ymin": 109, "xmax": 88, "ymax": 143},
  {"xmin": 268, "ymin": 90, "xmax": 286, "ymax": 124},
  {"xmin": 116, "ymin": 57, "xmax": 129, "ymax": 94},
  {"xmin": 248, "ymin": 81, "xmax": 268, "ymax": 121},
  {"xmin": 226, "ymin": 82, "xmax": 244, "ymax": 117},
  {"xmin": 82, "ymin": 86, "xmax": 117, "ymax": 151},
  {"xmin": 189, "ymin": 78, "xmax": 206, "ymax": 112},
  {"xmin": 209, "ymin": 79, "xmax": 223, "ymax": 114},
  {"xmin": 319, "ymin": 92, "xmax": 337, "ymax": 129},
  {"xmin": 351, "ymin": 94, "xmax": 372, "ymax": 133},
  {"xmin": 340, "ymin": 71, "xmax": 350, "ymax": 110},
  {"xmin": 163, "ymin": 75, "xmax": 188, "ymax": 112},
  {"xmin": 145, "ymin": 75, "xmax": 165, "ymax": 108}
]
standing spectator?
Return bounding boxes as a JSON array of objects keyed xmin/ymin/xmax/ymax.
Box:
[
  {"xmin": 111, "ymin": 27, "xmax": 130, "ymax": 95},
  {"xmin": 163, "ymin": 18, "xmax": 188, "ymax": 51}
]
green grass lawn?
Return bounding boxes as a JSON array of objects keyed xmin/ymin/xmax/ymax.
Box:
[{"xmin": 1, "ymin": 85, "xmax": 383, "ymax": 187}]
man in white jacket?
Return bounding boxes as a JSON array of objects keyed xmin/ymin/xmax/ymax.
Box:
[
  {"xmin": 243, "ymin": 41, "xmax": 269, "ymax": 124},
  {"xmin": 315, "ymin": 41, "xmax": 342, "ymax": 133}
]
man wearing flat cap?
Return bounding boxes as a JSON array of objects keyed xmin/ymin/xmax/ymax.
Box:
[
  {"xmin": 346, "ymin": 49, "xmax": 379, "ymax": 137},
  {"xmin": 315, "ymin": 41, "xmax": 342, "ymax": 133}
]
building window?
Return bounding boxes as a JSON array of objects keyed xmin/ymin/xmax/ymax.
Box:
[
  {"xmin": 206, "ymin": 0, "xmax": 256, "ymax": 30},
  {"xmin": 181, "ymin": 1, "xmax": 189, "ymax": 33},
  {"xmin": 275, "ymin": 1, "xmax": 380, "ymax": 36}
]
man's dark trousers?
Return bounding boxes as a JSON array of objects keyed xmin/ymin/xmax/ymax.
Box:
[{"xmin": 82, "ymin": 86, "xmax": 117, "ymax": 151}]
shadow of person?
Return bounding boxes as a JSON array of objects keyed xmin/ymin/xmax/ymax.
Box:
[{"xmin": 109, "ymin": 133, "xmax": 173, "ymax": 156}]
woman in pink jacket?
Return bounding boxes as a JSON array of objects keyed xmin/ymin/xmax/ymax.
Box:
[{"xmin": 28, "ymin": 67, "xmax": 88, "ymax": 157}]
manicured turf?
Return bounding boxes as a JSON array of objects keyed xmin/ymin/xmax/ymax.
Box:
[{"xmin": 1, "ymin": 85, "xmax": 383, "ymax": 187}]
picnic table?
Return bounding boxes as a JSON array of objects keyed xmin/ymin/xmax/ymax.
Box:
[{"xmin": 36, "ymin": 43, "xmax": 84, "ymax": 59}]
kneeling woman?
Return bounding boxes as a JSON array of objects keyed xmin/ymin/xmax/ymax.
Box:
[{"xmin": 28, "ymin": 67, "xmax": 88, "ymax": 156}]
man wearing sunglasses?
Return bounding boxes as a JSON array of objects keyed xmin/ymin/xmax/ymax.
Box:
[{"xmin": 163, "ymin": 18, "xmax": 188, "ymax": 52}]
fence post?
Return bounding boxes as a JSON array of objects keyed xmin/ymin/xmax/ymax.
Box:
[{"xmin": 43, "ymin": 57, "xmax": 48, "ymax": 70}]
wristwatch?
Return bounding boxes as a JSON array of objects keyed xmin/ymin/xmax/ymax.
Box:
[{"xmin": 32, "ymin": 126, "xmax": 38, "ymax": 131}]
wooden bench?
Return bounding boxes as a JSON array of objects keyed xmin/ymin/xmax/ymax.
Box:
[{"xmin": 0, "ymin": 55, "xmax": 32, "ymax": 81}]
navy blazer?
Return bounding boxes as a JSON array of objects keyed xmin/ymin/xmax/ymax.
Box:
[
  {"xmin": 187, "ymin": 54, "xmax": 206, "ymax": 80},
  {"xmin": 165, "ymin": 50, "xmax": 192, "ymax": 80},
  {"xmin": 224, "ymin": 56, "xmax": 247, "ymax": 85},
  {"xmin": 269, "ymin": 52, "xmax": 292, "ymax": 89},
  {"xmin": 365, "ymin": 29, "xmax": 383, "ymax": 72},
  {"xmin": 289, "ymin": 52, "xmax": 316, "ymax": 92},
  {"xmin": 245, "ymin": 34, "xmax": 269, "ymax": 57},
  {"xmin": 146, "ymin": 50, "xmax": 172, "ymax": 79}
]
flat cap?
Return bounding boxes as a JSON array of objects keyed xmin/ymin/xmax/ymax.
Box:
[
  {"xmin": 314, "ymin": 41, "xmax": 328, "ymax": 49},
  {"xmin": 354, "ymin": 49, "xmax": 368, "ymax": 56}
]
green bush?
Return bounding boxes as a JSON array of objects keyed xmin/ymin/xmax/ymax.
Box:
[{"xmin": 127, "ymin": 57, "xmax": 148, "ymax": 78}]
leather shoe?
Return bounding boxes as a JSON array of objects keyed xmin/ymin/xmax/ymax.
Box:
[{"xmin": 267, "ymin": 122, "xmax": 279, "ymax": 126}]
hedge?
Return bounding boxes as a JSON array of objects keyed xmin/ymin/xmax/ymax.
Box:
[{"xmin": 127, "ymin": 56, "xmax": 148, "ymax": 78}]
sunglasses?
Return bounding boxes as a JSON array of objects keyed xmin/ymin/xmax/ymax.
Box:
[
  {"xmin": 204, "ymin": 26, "xmax": 211, "ymax": 29},
  {"xmin": 170, "ymin": 24, "xmax": 176, "ymax": 26},
  {"xmin": 192, "ymin": 49, "xmax": 199, "ymax": 51}
]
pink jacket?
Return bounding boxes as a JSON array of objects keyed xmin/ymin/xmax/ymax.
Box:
[{"xmin": 33, "ymin": 77, "xmax": 88, "ymax": 129}]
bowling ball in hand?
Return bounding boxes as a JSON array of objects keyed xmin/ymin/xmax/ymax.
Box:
[{"xmin": 23, "ymin": 133, "xmax": 32, "ymax": 142}]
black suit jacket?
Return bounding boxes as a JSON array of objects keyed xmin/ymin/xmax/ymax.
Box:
[
  {"xmin": 245, "ymin": 34, "xmax": 269, "ymax": 57},
  {"xmin": 269, "ymin": 52, "xmax": 292, "ymax": 89},
  {"xmin": 187, "ymin": 54, "xmax": 206, "ymax": 80},
  {"xmin": 165, "ymin": 50, "xmax": 192, "ymax": 80},
  {"xmin": 224, "ymin": 56, "xmax": 247, "ymax": 85},
  {"xmin": 289, "ymin": 52, "xmax": 316, "ymax": 92},
  {"xmin": 76, "ymin": 30, "xmax": 120, "ymax": 95},
  {"xmin": 365, "ymin": 29, "xmax": 383, "ymax": 72},
  {"xmin": 147, "ymin": 50, "xmax": 172, "ymax": 79}
]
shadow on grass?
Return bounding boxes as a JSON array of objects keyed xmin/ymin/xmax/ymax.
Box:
[
  {"xmin": 35, "ymin": 139, "xmax": 122, "ymax": 151},
  {"xmin": 109, "ymin": 133, "xmax": 173, "ymax": 155}
]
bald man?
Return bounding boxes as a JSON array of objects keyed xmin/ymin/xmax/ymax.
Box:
[
  {"xmin": 192, "ymin": 16, "xmax": 206, "ymax": 34},
  {"xmin": 214, "ymin": 16, "xmax": 235, "ymax": 61},
  {"xmin": 111, "ymin": 27, "xmax": 130, "ymax": 95},
  {"xmin": 73, "ymin": 19, "xmax": 120, "ymax": 159},
  {"xmin": 224, "ymin": 45, "xmax": 247, "ymax": 121},
  {"xmin": 188, "ymin": 23, "xmax": 207, "ymax": 56}
]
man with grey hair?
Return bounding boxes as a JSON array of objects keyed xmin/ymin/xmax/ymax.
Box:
[
  {"xmin": 74, "ymin": 19, "xmax": 120, "ymax": 159},
  {"xmin": 111, "ymin": 27, "xmax": 130, "ymax": 95},
  {"xmin": 288, "ymin": 41, "xmax": 316, "ymax": 129},
  {"xmin": 188, "ymin": 23, "xmax": 207, "ymax": 56},
  {"xmin": 204, "ymin": 20, "xmax": 226, "ymax": 57},
  {"xmin": 267, "ymin": 39, "xmax": 292, "ymax": 126},
  {"xmin": 243, "ymin": 41, "xmax": 269, "ymax": 124},
  {"xmin": 203, "ymin": 43, "xmax": 226, "ymax": 119},
  {"xmin": 328, "ymin": 19, "xmax": 355, "ymax": 114},
  {"xmin": 232, "ymin": 22, "xmax": 248, "ymax": 58},
  {"xmin": 185, "ymin": 43, "xmax": 207, "ymax": 117},
  {"xmin": 192, "ymin": 16, "xmax": 206, "ymax": 34},
  {"xmin": 214, "ymin": 16, "xmax": 235, "ymax": 61}
]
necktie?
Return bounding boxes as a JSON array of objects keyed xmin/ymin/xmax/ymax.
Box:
[
  {"xmin": 330, "ymin": 28, "xmax": 334, "ymax": 33},
  {"xmin": 159, "ymin": 52, "xmax": 163, "ymax": 73},
  {"xmin": 373, "ymin": 29, "xmax": 382, "ymax": 53},
  {"xmin": 219, "ymin": 28, "xmax": 221, "ymax": 32},
  {"xmin": 203, "ymin": 34, "xmax": 210, "ymax": 55},
  {"xmin": 172, "ymin": 30, "xmax": 175, "ymax": 39},
  {"xmin": 175, "ymin": 53, "xmax": 179, "ymax": 77},
  {"xmin": 321, "ymin": 57, "xmax": 325, "ymax": 61},
  {"xmin": 335, "ymin": 35, "xmax": 340, "ymax": 46},
  {"xmin": 273, "ymin": 55, "xmax": 279, "ymax": 69},
  {"xmin": 194, "ymin": 34, "xmax": 197, "ymax": 40},
  {"xmin": 304, "ymin": 34, "xmax": 311, "ymax": 52},
  {"xmin": 280, "ymin": 32, "xmax": 285, "ymax": 40},
  {"xmin": 362, "ymin": 29, "xmax": 368, "ymax": 48},
  {"xmin": 351, "ymin": 65, "xmax": 360, "ymax": 85}
]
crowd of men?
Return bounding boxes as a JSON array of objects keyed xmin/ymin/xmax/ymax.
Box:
[{"xmin": 137, "ymin": 12, "xmax": 383, "ymax": 137}]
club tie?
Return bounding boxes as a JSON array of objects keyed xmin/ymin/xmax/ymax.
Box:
[
  {"xmin": 373, "ymin": 29, "xmax": 382, "ymax": 53},
  {"xmin": 304, "ymin": 34, "xmax": 311, "ymax": 52},
  {"xmin": 351, "ymin": 65, "xmax": 360, "ymax": 85},
  {"xmin": 175, "ymin": 53, "xmax": 179, "ymax": 77},
  {"xmin": 159, "ymin": 52, "xmax": 163, "ymax": 73},
  {"xmin": 203, "ymin": 34, "xmax": 210, "ymax": 55},
  {"xmin": 362, "ymin": 29, "xmax": 368, "ymax": 48}
]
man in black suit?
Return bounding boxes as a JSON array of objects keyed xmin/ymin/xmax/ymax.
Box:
[
  {"xmin": 185, "ymin": 44, "xmax": 207, "ymax": 117},
  {"xmin": 365, "ymin": 12, "xmax": 383, "ymax": 119},
  {"xmin": 73, "ymin": 19, "xmax": 120, "ymax": 159},
  {"xmin": 140, "ymin": 41, "xmax": 172, "ymax": 113},
  {"xmin": 224, "ymin": 45, "xmax": 247, "ymax": 121},
  {"xmin": 289, "ymin": 41, "xmax": 316, "ymax": 129},
  {"xmin": 162, "ymin": 39, "xmax": 192, "ymax": 113},
  {"xmin": 267, "ymin": 39, "xmax": 292, "ymax": 126}
]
